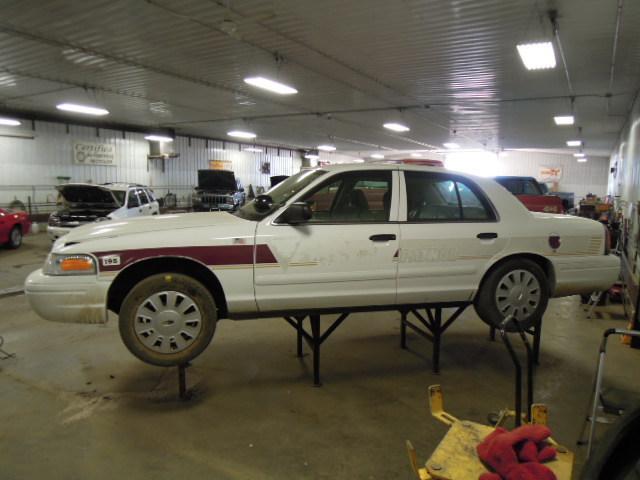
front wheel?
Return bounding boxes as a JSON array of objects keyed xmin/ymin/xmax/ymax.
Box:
[
  {"xmin": 119, "ymin": 273, "xmax": 217, "ymax": 366},
  {"xmin": 474, "ymin": 258, "xmax": 549, "ymax": 331},
  {"xmin": 8, "ymin": 226, "xmax": 22, "ymax": 248}
]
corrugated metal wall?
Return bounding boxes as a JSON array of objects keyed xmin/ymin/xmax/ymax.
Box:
[{"xmin": 0, "ymin": 120, "xmax": 302, "ymax": 212}]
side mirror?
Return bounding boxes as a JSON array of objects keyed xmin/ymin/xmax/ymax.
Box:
[
  {"xmin": 254, "ymin": 194, "xmax": 274, "ymax": 212},
  {"xmin": 276, "ymin": 202, "xmax": 312, "ymax": 225}
]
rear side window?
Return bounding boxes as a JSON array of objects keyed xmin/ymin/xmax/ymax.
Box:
[{"xmin": 404, "ymin": 171, "xmax": 494, "ymax": 222}]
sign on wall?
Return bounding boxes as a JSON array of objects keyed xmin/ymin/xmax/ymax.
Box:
[
  {"xmin": 209, "ymin": 160, "xmax": 232, "ymax": 170},
  {"xmin": 73, "ymin": 141, "xmax": 116, "ymax": 166},
  {"xmin": 539, "ymin": 166, "xmax": 562, "ymax": 182}
]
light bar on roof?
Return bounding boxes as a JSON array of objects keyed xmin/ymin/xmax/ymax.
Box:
[{"xmin": 516, "ymin": 42, "xmax": 556, "ymax": 70}]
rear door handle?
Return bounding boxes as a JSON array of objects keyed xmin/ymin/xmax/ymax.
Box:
[
  {"xmin": 369, "ymin": 234, "xmax": 396, "ymax": 242},
  {"xmin": 477, "ymin": 232, "xmax": 498, "ymax": 240}
]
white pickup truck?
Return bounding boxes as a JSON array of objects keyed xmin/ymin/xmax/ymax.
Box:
[{"xmin": 26, "ymin": 164, "xmax": 619, "ymax": 366}]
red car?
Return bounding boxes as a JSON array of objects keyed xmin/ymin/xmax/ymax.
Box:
[
  {"xmin": 494, "ymin": 176, "xmax": 565, "ymax": 214},
  {"xmin": 0, "ymin": 208, "xmax": 32, "ymax": 248}
]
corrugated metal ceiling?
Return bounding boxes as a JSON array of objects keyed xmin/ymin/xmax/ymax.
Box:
[{"xmin": 0, "ymin": 0, "xmax": 637, "ymax": 156}]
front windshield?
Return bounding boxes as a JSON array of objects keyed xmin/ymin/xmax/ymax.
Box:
[
  {"xmin": 111, "ymin": 190, "xmax": 125, "ymax": 206},
  {"xmin": 234, "ymin": 169, "xmax": 326, "ymax": 221}
]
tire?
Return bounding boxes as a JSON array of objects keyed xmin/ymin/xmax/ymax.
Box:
[
  {"xmin": 8, "ymin": 226, "xmax": 22, "ymax": 249},
  {"xmin": 580, "ymin": 406, "xmax": 640, "ymax": 480},
  {"xmin": 474, "ymin": 258, "xmax": 549, "ymax": 331},
  {"xmin": 119, "ymin": 273, "xmax": 217, "ymax": 366}
]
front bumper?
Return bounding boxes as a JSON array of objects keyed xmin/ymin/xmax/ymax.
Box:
[
  {"xmin": 552, "ymin": 254, "xmax": 621, "ymax": 297},
  {"xmin": 47, "ymin": 225, "xmax": 73, "ymax": 241},
  {"xmin": 25, "ymin": 269, "xmax": 110, "ymax": 324}
]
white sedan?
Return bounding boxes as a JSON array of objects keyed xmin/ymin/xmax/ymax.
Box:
[{"xmin": 26, "ymin": 164, "xmax": 619, "ymax": 366}]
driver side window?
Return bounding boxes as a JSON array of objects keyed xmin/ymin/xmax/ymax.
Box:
[
  {"xmin": 301, "ymin": 171, "xmax": 392, "ymax": 223},
  {"xmin": 127, "ymin": 190, "xmax": 140, "ymax": 208}
]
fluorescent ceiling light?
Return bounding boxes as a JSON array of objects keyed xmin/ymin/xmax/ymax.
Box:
[
  {"xmin": 577, "ymin": 158, "xmax": 588, "ymax": 163},
  {"xmin": 56, "ymin": 102, "xmax": 109, "ymax": 116},
  {"xmin": 573, "ymin": 152, "xmax": 585, "ymax": 158},
  {"xmin": 383, "ymin": 122, "xmax": 410, "ymax": 132},
  {"xmin": 566, "ymin": 140, "xmax": 582, "ymax": 147},
  {"xmin": 554, "ymin": 115, "xmax": 574, "ymax": 125},
  {"xmin": 353, "ymin": 159, "xmax": 365, "ymax": 163},
  {"xmin": 443, "ymin": 142, "xmax": 460, "ymax": 149},
  {"xmin": 243, "ymin": 76, "xmax": 298, "ymax": 95},
  {"xmin": 228, "ymin": 130, "xmax": 257, "ymax": 139},
  {"xmin": 144, "ymin": 135, "xmax": 173, "ymax": 142},
  {"xmin": 411, "ymin": 153, "xmax": 422, "ymax": 157},
  {"xmin": 317, "ymin": 144, "xmax": 336, "ymax": 152},
  {"xmin": 244, "ymin": 147, "xmax": 263, "ymax": 153},
  {"xmin": 0, "ymin": 117, "xmax": 21, "ymax": 126},
  {"xmin": 516, "ymin": 42, "xmax": 556, "ymax": 70},
  {"xmin": 371, "ymin": 153, "xmax": 385, "ymax": 159},
  {"xmin": 304, "ymin": 153, "xmax": 319, "ymax": 160}
]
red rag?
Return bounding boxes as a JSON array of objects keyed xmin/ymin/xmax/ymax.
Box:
[{"xmin": 476, "ymin": 425, "xmax": 557, "ymax": 480}]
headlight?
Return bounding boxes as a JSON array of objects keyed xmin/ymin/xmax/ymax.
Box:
[
  {"xmin": 43, "ymin": 253, "xmax": 97, "ymax": 276},
  {"xmin": 48, "ymin": 214, "xmax": 61, "ymax": 227}
]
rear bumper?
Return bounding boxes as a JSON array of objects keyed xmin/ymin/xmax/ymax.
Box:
[
  {"xmin": 25, "ymin": 269, "xmax": 110, "ymax": 324},
  {"xmin": 552, "ymin": 254, "xmax": 620, "ymax": 297}
]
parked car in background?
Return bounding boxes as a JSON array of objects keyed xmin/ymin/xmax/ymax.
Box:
[
  {"xmin": 192, "ymin": 170, "xmax": 245, "ymax": 212},
  {"xmin": 494, "ymin": 176, "xmax": 565, "ymax": 214},
  {"xmin": 48, "ymin": 183, "xmax": 159, "ymax": 241},
  {"xmin": 26, "ymin": 164, "xmax": 619, "ymax": 367},
  {"xmin": 0, "ymin": 207, "xmax": 31, "ymax": 248}
]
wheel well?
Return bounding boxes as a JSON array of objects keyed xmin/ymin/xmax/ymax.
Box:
[
  {"xmin": 478, "ymin": 253, "xmax": 556, "ymax": 297},
  {"xmin": 106, "ymin": 257, "xmax": 228, "ymax": 317}
]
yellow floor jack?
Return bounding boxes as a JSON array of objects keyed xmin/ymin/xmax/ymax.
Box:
[{"xmin": 406, "ymin": 319, "xmax": 574, "ymax": 480}]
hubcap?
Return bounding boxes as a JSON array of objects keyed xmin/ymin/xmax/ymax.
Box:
[
  {"xmin": 495, "ymin": 269, "xmax": 541, "ymax": 322},
  {"xmin": 134, "ymin": 291, "xmax": 202, "ymax": 354},
  {"xmin": 11, "ymin": 228, "xmax": 20, "ymax": 245}
]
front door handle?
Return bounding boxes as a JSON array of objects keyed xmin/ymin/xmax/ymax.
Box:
[
  {"xmin": 369, "ymin": 234, "xmax": 396, "ymax": 242},
  {"xmin": 477, "ymin": 232, "xmax": 498, "ymax": 240}
]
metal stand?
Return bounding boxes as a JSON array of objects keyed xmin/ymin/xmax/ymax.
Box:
[
  {"xmin": 283, "ymin": 313, "xmax": 349, "ymax": 386},
  {"xmin": 498, "ymin": 317, "xmax": 535, "ymax": 427},
  {"xmin": 177, "ymin": 362, "xmax": 192, "ymax": 401},
  {"xmin": 489, "ymin": 319, "xmax": 542, "ymax": 365},
  {"xmin": 0, "ymin": 335, "xmax": 15, "ymax": 360},
  {"xmin": 578, "ymin": 328, "xmax": 640, "ymax": 458},
  {"xmin": 282, "ymin": 304, "xmax": 471, "ymax": 386},
  {"xmin": 399, "ymin": 305, "xmax": 469, "ymax": 374}
]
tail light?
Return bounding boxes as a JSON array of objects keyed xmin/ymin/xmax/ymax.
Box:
[{"xmin": 604, "ymin": 225, "xmax": 611, "ymax": 255}]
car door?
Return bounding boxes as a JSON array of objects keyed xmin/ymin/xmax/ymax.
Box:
[
  {"xmin": 124, "ymin": 189, "xmax": 143, "ymax": 218},
  {"xmin": 397, "ymin": 170, "xmax": 508, "ymax": 304},
  {"xmin": 145, "ymin": 189, "xmax": 160, "ymax": 214},
  {"xmin": 135, "ymin": 188, "xmax": 154, "ymax": 216},
  {"xmin": 254, "ymin": 169, "xmax": 400, "ymax": 312}
]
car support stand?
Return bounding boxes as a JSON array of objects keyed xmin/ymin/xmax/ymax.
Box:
[
  {"xmin": 177, "ymin": 362, "xmax": 192, "ymax": 401},
  {"xmin": 399, "ymin": 304, "xmax": 469, "ymax": 374},
  {"xmin": 283, "ymin": 313, "xmax": 349, "ymax": 386}
]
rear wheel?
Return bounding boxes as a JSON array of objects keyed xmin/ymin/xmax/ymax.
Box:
[
  {"xmin": 8, "ymin": 226, "xmax": 22, "ymax": 249},
  {"xmin": 474, "ymin": 258, "xmax": 549, "ymax": 331},
  {"xmin": 119, "ymin": 273, "xmax": 217, "ymax": 366}
]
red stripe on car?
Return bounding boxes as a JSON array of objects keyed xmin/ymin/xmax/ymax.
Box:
[{"xmin": 95, "ymin": 244, "xmax": 277, "ymax": 272}]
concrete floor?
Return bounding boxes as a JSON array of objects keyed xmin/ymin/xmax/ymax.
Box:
[{"xmin": 1, "ymin": 232, "xmax": 639, "ymax": 479}]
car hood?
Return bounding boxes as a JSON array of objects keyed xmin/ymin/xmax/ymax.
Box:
[{"xmin": 55, "ymin": 212, "xmax": 247, "ymax": 246}]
